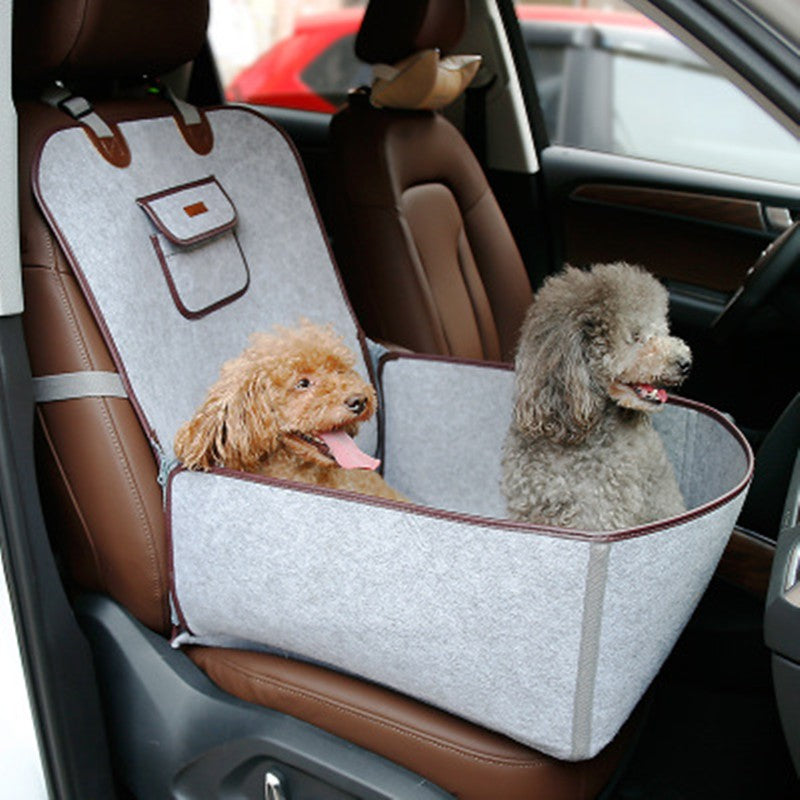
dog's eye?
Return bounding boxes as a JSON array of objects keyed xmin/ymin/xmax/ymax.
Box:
[
  {"xmin": 631, "ymin": 330, "xmax": 643, "ymax": 344},
  {"xmin": 295, "ymin": 378, "xmax": 311, "ymax": 390}
]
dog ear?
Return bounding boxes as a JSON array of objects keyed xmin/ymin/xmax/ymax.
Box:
[
  {"xmin": 513, "ymin": 305, "xmax": 604, "ymax": 445},
  {"xmin": 174, "ymin": 370, "xmax": 280, "ymax": 472}
]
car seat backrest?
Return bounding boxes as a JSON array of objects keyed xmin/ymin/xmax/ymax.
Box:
[
  {"xmin": 330, "ymin": 0, "xmax": 533, "ymax": 362},
  {"xmin": 14, "ymin": 0, "xmax": 214, "ymax": 633},
  {"xmin": 14, "ymin": 0, "xmax": 374, "ymax": 634}
]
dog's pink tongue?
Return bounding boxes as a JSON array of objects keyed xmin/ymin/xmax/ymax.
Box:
[{"xmin": 319, "ymin": 431, "xmax": 380, "ymax": 470}]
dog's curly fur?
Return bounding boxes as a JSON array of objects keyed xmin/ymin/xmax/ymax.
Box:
[
  {"xmin": 174, "ymin": 321, "xmax": 404, "ymax": 501},
  {"xmin": 501, "ymin": 263, "xmax": 692, "ymax": 531}
]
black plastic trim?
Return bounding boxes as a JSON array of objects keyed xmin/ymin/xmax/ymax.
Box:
[
  {"xmin": 644, "ymin": 0, "xmax": 799, "ymax": 127},
  {"xmin": 0, "ymin": 315, "xmax": 117, "ymax": 798},
  {"xmin": 77, "ymin": 594, "xmax": 453, "ymax": 800}
]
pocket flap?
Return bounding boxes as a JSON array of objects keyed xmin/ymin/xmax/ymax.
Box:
[{"xmin": 137, "ymin": 176, "xmax": 237, "ymax": 246}]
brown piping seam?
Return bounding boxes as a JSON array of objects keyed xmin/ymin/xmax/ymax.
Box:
[{"xmin": 35, "ymin": 406, "xmax": 105, "ymax": 587}]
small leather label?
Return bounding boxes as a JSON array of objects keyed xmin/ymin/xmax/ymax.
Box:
[{"xmin": 184, "ymin": 201, "xmax": 209, "ymax": 218}]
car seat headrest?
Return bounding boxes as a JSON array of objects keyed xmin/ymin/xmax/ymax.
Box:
[
  {"xmin": 13, "ymin": 0, "xmax": 209, "ymax": 86},
  {"xmin": 370, "ymin": 50, "xmax": 481, "ymax": 110},
  {"xmin": 355, "ymin": 0, "xmax": 468, "ymax": 65}
]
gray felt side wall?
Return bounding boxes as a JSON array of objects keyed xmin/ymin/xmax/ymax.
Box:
[
  {"xmin": 170, "ymin": 357, "xmax": 751, "ymax": 760},
  {"xmin": 169, "ymin": 470, "xmax": 593, "ymax": 760},
  {"xmin": 379, "ymin": 355, "xmax": 514, "ymax": 516}
]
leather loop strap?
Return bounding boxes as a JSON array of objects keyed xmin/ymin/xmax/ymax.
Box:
[{"xmin": 40, "ymin": 84, "xmax": 132, "ymax": 167}]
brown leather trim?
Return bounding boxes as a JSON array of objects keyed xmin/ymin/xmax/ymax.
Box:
[
  {"xmin": 174, "ymin": 107, "xmax": 214, "ymax": 156},
  {"xmin": 563, "ymin": 186, "xmax": 768, "ymax": 292},
  {"xmin": 30, "ymin": 168, "xmax": 160, "ymax": 445},
  {"xmin": 13, "ymin": 0, "xmax": 209, "ymax": 84},
  {"xmin": 186, "ymin": 646, "xmax": 634, "ymax": 800},
  {"xmin": 33, "ymin": 393, "xmax": 170, "ymax": 632},
  {"xmin": 83, "ymin": 119, "xmax": 132, "ymax": 168},
  {"xmin": 572, "ymin": 185, "xmax": 765, "ymax": 232},
  {"xmin": 715, "ymin": 527, "xmax": 775, "ymax": 599},
  {"xmin": 355, "ymin": 0, "xmax": 468, "ymax": 64}
]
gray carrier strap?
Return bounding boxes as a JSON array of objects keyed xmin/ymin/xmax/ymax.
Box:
[
  {"xmin": 33, "ymin": 371, "xmax": 128, "ymax": 403},
  {"xmin": 40, "ymin": 85, "xmax": 114, "ymax": 139},
  {"xmin": 41, "ymin": 81, "xmax": 201, "ymax": 133}
]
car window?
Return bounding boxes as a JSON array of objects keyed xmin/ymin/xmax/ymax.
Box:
[
  {"xmin": 208, "ymin": 0, "xmax": 367, "ymax": 112},
  {"xmin": 208, "ymin": 0, "xmax": 798, "ymax": 183},
  {"xmin": 515, "ymin": 0, "xmax": 800, "ymax": 184},
  {"xmin": 300, "ymin": 33, "xmax": 372, "ymax": 109}
]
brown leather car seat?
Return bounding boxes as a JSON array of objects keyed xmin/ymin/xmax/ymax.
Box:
[
  {"xmin": 330, "ymin": 0, "xmax": 533, "ymax": 362},
  {"xmin": 14, "ymin": 0, "xmax": 635, "ymax": 797}
]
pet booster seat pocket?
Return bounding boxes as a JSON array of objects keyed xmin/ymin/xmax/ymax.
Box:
[{"xmin": 138, "ymin": 176, "xmax": 250, "ymax": 319}]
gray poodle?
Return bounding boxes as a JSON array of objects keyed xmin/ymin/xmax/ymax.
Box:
[{"xmin": 501, "ymin": 262, "xmax": 692, "ymax": 531}]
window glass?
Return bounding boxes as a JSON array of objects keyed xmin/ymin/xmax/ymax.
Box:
[
  {"xmin": 525, "ymin": 44, "xmax": 566, "ymax": 138},
  {"xmin": 515, "ymin": 0, "xmax": 800, "ymax": 184},
  {"xmin": 208, "ymin": 0, "xmax": 799, "ymax": 183},
  {"xmin": 300, "ymin": 33, "xmax": 372, "ymax": 108},
  {"xmin": 208, "ymin": 0, "xmax": 367, "ymax": 112},
  {"xmin": 611, "ymin": 50, "xmax": 795, "ymax": 178}
]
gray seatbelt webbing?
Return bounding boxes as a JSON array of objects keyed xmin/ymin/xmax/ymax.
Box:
[{"xmin": 33, "ymin": 371, "xmax": 128, "ymax": 403}]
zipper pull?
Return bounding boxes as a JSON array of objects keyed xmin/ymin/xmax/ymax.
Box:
[{"xmin": 151, "ymin": 439, "xmax": 180, "ymax": 504}]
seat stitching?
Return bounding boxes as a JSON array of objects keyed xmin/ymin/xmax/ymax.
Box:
[
  {"xmin": 206, "ymin": 653, "xmax": 549, "ymax": 771},
  {"xmin": 36, "ymin": 407, "xmax": 105, "ymax": 585},
  {"xmin": 43, "ymin": 266, "xmax": 168, "ymax": 628}
]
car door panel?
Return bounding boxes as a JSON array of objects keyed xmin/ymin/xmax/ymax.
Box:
[
  {"xmin": 538, "ymin": 145, "xmax": 800, "ymax": 320},
  {"xmin": 564, "ymin": 183, "xmax": 767, "ymax": 292}
]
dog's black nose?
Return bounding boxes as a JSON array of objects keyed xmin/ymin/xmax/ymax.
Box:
[
  {"xmin": 678, "ymin": 359, "xmax": 692, "ymax": 377},
  {"xmin": 345, "ymin": 395, "xmax": 367, "ymax": 415}
]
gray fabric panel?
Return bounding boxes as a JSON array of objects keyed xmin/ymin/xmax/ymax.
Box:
[
  {"xmin": 571, "ymin": 541, "xmax": 610, "ymax": 758},
  {"xmin": 653, "ymin": 404, "xmax": 749, "ymax": 509},
  {"xmin": 170, "ymin": 470, "xmax": 591, "ymax": 760},
  {"xmin": 36, "ymin": 109, "xmax": 376, "ymax": 459},
  {"xmin": 33, "ymin": 371, "xmax": 127, "ymax": 402},
  {"xmin": 381, "ymin": 357, "xmax": 514, "ymax": 516},
  {"xmin": 588, "ymin": 492, "xmax": 746, "ymax": 756}
]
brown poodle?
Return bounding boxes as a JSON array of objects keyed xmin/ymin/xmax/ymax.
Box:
[
  {"xmin": 174, "ymin": 321, "xmax": 405, "ymax": 501},
  {"xmin": 501, "ymin": 263, "xmax": 692, "ymax": 531}
]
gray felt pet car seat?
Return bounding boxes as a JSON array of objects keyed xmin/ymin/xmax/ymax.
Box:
[
  {"xmin": 32, "ymin": 90, "xmax": 753, "ymax": 761},
  {"xmin": 18, "ymin": 0, "xmax": 668, "ymax": 795}
]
